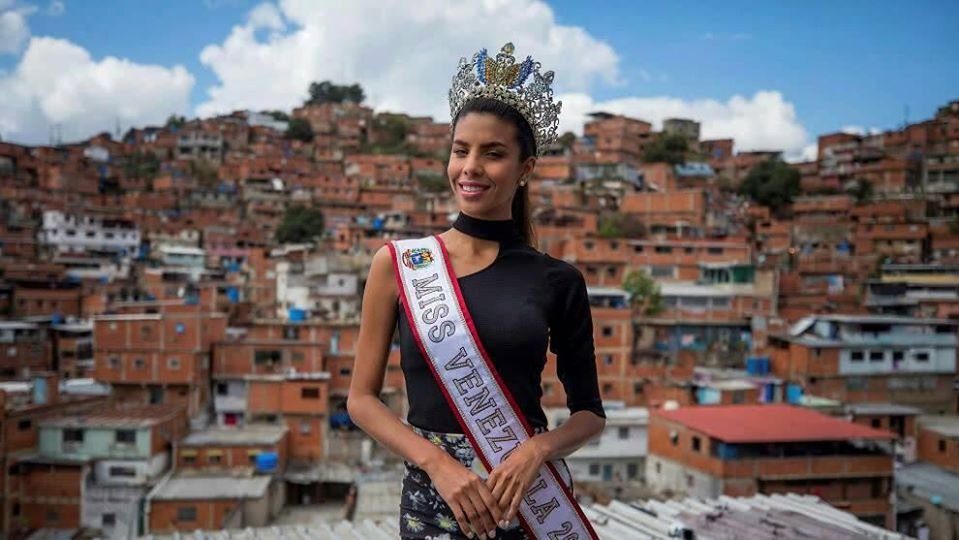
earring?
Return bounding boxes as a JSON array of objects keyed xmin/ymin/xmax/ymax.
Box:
[{"xmin": 519, "ymin": 177, "xmax": 528, "ymax": 187}]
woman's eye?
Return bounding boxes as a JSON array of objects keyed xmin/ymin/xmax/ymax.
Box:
[
  {"xmin": 486, "ymin": 152, "xmax": 502, "ymax": 159},
  {"xmin": 452, "ymin": 149, "xmax": 468, "ymax": 157}
]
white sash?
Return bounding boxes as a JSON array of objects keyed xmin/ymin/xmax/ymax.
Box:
[{"xmin": 389, "ymin": 235, "xmax": 598, "ymax": 540}]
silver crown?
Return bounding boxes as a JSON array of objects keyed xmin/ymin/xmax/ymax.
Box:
[{"xmin": 448, "ymin": 43, "xmax": 562, "ymax": 156}]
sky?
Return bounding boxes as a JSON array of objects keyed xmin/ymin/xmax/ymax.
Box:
[{"xmin": 1, "ymin": 0, "xmax": 957, "ymax": 161}]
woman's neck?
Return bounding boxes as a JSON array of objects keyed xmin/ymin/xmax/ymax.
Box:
[{"xmin": 451, "ymin": 212, "xmax": 521, "ymax": 244}]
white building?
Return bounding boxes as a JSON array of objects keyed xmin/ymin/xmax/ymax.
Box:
[
  {"xmin": 546, "ymin": 405, "xmax": 648, "ymax": 485},
  {"xmin": 38, "ymin": 211, "xmax": 140, "ymax": 256}
]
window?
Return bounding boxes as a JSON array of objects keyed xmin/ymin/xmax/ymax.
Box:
[
  {"xmin": 914, "ymin": 351, "xmax": 930, "ymax": 362},
  {"xmin": 650, "ymin": 266, "xmax": 674, "ymax": 278},
  {"xmin": 301, "ymin": 387, "xmax": 320, "ymax": 399},
  {"xmin": 633, "ymin": 382, "xmax": 644, "ymax": 394},
  {"xmin": 686, "ymin": 474, "xmax": 694, "ymax": 488},
  {"xmin": 618, "ymin": 427, "xmax": 629, "ymax": 440},
  {"xmin": 109, "ymin": 356, "xmax": 121, "ymax": 369},
  {"xmin": 18, "ymin": 419, "xmax": 31, "ymax": 431},
  {"xmin": 692, "ymin": 436, "xmax": 702, "ymax": 452},
  {"xmin": 584, "ymin": 241, "xmax": 594, "ymax": 251},
  {"xmin": 601, "ymin": 326, "xmax": 614, "ymax": 337},
  {"xmin": 291, "ymin": 351, "xmax": 304, "ymax": 363},
  {"xmin": 102, "ymin": 514, "xmax": 116, "ymax": 527},
  {"xmin": 300, "ymin": 420, "xmax": 312, "ymax": 434},
  {"xmin": 46, "ymin": 509, "xmax": 59, "ymax": 524},
  {"xmin": 869, "ymin": 351, "xmax": 885, "ymax": 362},
  {"xmin": 109, "ymin": 466, "xmax": 136, "ymax": 477},
  {"xmin": 588, "ymin": 463, "xmax": 599, "ymax": 476},
  {"xmin": 543, "ymin": 382, "xmax": 554, "ymax": 396},
  {"xmin": 167, "ymin": 357, "xmax": 181, "ymax": 370},
  {"xmin": 633, "ymin": 245, "xmax": 644, "ymax": 254},
  {"xmin": 606, "ymin": 267, "xmax": 617, "ymax": 278},
  {"xmin": 684, "ymin": 246, "xmax": 695, "ymax": 254},
  {"xmin": 655, "ymin": 462, "xmax": 662, "ymax": 474},
  {"xmin": 707, "ymin": 247, "xmax": 724, "ymax": 255},
  {"xmin": 183, "ymin": 454, "xmax": 196, "ymax": 466},
  {"xmin": 871, "ymin": 419, "xmax": 881, "ymax": 428},
  {"xmin": 208, "ymin": 454, "xmax": 222, "ymax": 465},
  {"xmin": 626, "ymin": 463, "xmax": 638, "ymax": 479},
  {"xmin": 602, "ymin": 383, "xmax": 613, "ymax": 394},
  {"xmin": 216, "ymin": 383, "xmax": 228, "ymax": 395},
  {"xmin": 339, "ymin": 367, "xmax": 352, "ymax": 376},
  {"xmin": 711, "ymin": 297, "xmax": 731, "ymax": 309},
  {"xmin": 140, "ymin": 326, "xmax": 152, "ymax": 338},
  {"xmin": 177, "ymin": 507, "xmax": 197, "ymax": 522},
  {"xmin": 940, "ymin": 439, "xmax": 947, "ymax": 453},
  {"xmin": 134, "ymin": 357, "xmax": 145, "ymax": 369},
  {"xmin": 732, "ymin": 391, "xmax": 745, "ymax": 404},
  {"xmin": 115, "ymin": 430, "xmax": 136, "ymax": 444},
  {"xmin": 603, "ymin": 355, "xmax": 614, "ymax": 366},
  {"xmin": 850, "ymin": 351, "xmax": 864, "ymax": 362},
  {"xmin": 283, "ymin": 326, "xmax": 300, "ymax": 340},
  {"xmin": 892, "ymin": 351, "xmax": 904, "ymax": 362},
  {"xmin": 654, "ymin": 246, "xmax": 673, "ymax": 254},
  {"xmin": 254, "ymin": 350, "xmax": 282, "ymax": 364},
  {"xmin": 610, "ymin": 241, "xmax": 619, "ymax": 250},
  {"xmin": 63, "ymin": 429, "xmax": 84, "ymax": 443}
]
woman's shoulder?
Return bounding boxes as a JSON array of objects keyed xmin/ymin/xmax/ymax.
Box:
[{"xmin": 515, "ymin": 245, "xmax": 586, "ymax": 287}]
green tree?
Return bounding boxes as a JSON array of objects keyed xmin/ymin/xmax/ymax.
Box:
[
  {"xmin": 557, "ymin": 131, "xmax": 577, "ymax": 150},
  {"xmin": 122, "ymin": 151, "xmax": 161, "ymax": 179},
  {"xmin": 190, "ymin": 158, "xmax": 219, "ymax": 188},
  {"xmin": 623, "ymin": 269, "xmax": 665, "ymax": 357},
  {"xmin": 276, "ymin": 206, "xmax": 325, "ymax": 244},
  {"xmin": 306, "ymin": 81, "xmax": 366, "ymax": 105},
  {"xmin": 642, "ymin": 132, "xmax": 689, "ymax": 165},
  {"xmin": 165, "ymin": 115, "xmax": 187, "ymax": 129},
  {"xmin": 263, "ymin": 110, "xmax": 290, "ymax": 122},
  {"xmin": 285, "ymin": 118, "xmax": 315, "ymax": 142},
  {"xmin": 739, "ymin": 158, "xmax": 801, "ymax": 214},
  {"xmin": 846, "ymin": 178, "xmax": 874, "ymax": 203},
  {"xmin": 598, "ymin": 212, "xmax": 646, "ymax": 239}
]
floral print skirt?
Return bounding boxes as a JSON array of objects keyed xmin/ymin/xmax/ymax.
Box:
[{"xmin": 400, "ymin": 426, "xmax": 572, "ymax": 540}]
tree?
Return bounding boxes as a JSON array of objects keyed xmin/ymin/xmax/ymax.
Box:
[
  {"xmin": 623, "ymin": 269, "xmax": 665, "ymax": 357},
  {"xmin": 306, "ymin": 81, "xmax": 365, "ymax": 105},
  {"xmin": 846, "ymin": 178, "xmax": 874, "ymax": 203},
  {"xmin": 165, "ymin": 115, "xmax": 187, "ymax": 129},
  {"xmin": 623, "ymin": 269, "xmax": 664, "ymax": 318},
  {"xmin": 263, "ymin": 110, "xmax": 290, "ymax": 122},
  {"xmin": 285, "ymin": 118, "xmax": 315, "ymax": 142},
  {"xmin": 557, "ymin": 131, "xmax": 577, "ymax": 150},
  {"xmin": 276, "ymin": 206, "xmax": 325, "ymax": 244},
  {"xmin": 189, "ymin": 158, "xmax": 219, "ymax": 188},
  {"xmin": 598, "ymin": 212, "xmax": 646, "ymax": 239},
  {"xmin": 739, "ymin": 158, "xmax": 801, "ymax": 214},
  {"xmin": 642, "ymin": 132, "xmax": 689, "ymax": 165}
]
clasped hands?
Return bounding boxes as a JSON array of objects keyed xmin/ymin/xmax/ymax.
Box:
[{"xmin": 428, "ymin": 436, "xmax": 548, "ymax": 540}]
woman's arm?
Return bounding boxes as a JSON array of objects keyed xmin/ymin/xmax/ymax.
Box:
[{"xmin": 347, "ymin": 245, "xmax": 503, "ymax": 539}]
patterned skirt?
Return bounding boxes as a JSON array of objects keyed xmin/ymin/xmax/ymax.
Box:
[{"xmin": 400, "ymin": 426, "xmax": 572, "ymax": 540}]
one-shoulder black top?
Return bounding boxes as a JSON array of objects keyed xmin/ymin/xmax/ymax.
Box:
[{"xmin": 397, "ymin": 213, "xmax": 606, "ymax": 433}]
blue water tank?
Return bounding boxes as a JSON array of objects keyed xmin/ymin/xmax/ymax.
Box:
[
  {"xmin": 288, "ymin": 308, "xmax": 306, "ymax": 322},
  {"xmin": 255, "ymin": 452, "xmax": 278, "ymax": 473},
  {"xmin": 786, "ymin": 384, "xmax": 804, "ymax": 404},
  {"xmin": 746, "ymin": 356, "xmax": 770, "ymax": 375},
  {"xmin": 226, "ymin": 287, "xmax": 239, "ymax": 304}
]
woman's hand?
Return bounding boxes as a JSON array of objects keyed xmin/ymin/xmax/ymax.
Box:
[
  {"xmin": 486, "ymin": 437, "xmax": 548, "ymax": 527},
  {"xmin": 426, "ymin": 453, "xmax": 503, "ymax": 539}
]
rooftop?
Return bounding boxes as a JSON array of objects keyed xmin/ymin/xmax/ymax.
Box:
[
  {"xmin": 181, "ymin": 424, "xmax": 288, "ymax": 447},
  {"xmin": 139, "ymin": 493, "xmax": 905, "ymax": 540},
  {"xmin": 918, "ymin": 415, "xmax": 959, "ymax": 438},
  {"xmin": 40, "ymin": 404, "xmax": 183, "ymax": 429},
  {"xmin": 846, "ymin": 403, "xmax": 924, "ymax": 417},
  {"xmin": 896, "ymin": 462, "xmax": 959, "ymax": 513},
  {"xmin": 148, "ymin": 474, "xmax": 272, "ymax": 501},
  {"xmin": 654, "ymin": 404, "xmax": 896, "ymax": 443}
]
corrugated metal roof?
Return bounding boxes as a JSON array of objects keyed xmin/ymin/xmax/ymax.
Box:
[
  {"xmin": 896, "ymin": 462, "xmax": 959, "ymax": 513},
  {"xmin": 181, "ymin": 425, "xmax": 287, "ymax": 447},
  {"xmin": 654, "ymin": 404, "xmax": 897, "ymax": 443},
  {"xmin": 917, "ymin": 415, "xmax": 959, "ymax": 438},
  {"xmin": 148, "ymin": 475, "xmax": 271, "ymax": 501},
  {"xmin": 41, "ymin": 404, "xmax": 182, "ymax": 429},
  {"xmin": 846, "ymin": 403, "xmax": 924, "ymax": 416},
  {"xmin": 139, "ymin": 493, "xmax": 906, "ymax": 540}
]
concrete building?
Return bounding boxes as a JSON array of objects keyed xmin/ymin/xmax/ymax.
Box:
[
  {"xmin": 38, "ymin": 210, "xmax": 140, "ymax": 256},
  {"xmin": 769, "ymin": 315, "xmax": 958, "ymax": 413},
  {"xmin": 145, "ymin": 475, "xmax": 284, "ymax": 534},
  {"xmin": 895, "ymin": 462, "xmax": 959, "ymax": 540},
  {"xmin": 647, "ymin": 404, "xmax": 896, "ymax": 528},
  {"xmin": 916, "ymin": 415, "xmax": 959, "ymax": 474},
  {"xmin": 176, "ymin": 424, "xmax": 288, "ymax": 472}
]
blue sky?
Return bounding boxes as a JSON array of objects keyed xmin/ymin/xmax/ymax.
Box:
[{"xmin": 1, "ymin": 0, "xmax": 957, "ymax": 153}]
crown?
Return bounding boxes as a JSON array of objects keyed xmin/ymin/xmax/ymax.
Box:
[{"xmin": 448, "ymin": 43, "xmax": 562, "ymax": 156}]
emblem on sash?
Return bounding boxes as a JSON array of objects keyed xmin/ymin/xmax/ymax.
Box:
[{"xmin": 401, "ymin": 247, "xmax": 434, "ymax": 270}]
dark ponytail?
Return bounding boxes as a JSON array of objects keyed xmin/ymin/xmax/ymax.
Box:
[{"xmin": 454, "ymin": 97, "xmax": 537, "ymax": 246}]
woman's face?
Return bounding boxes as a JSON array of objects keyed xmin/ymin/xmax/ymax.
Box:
[{"xmin": 448, "ymin": 112, "xmax": 535, "ymax": 220}]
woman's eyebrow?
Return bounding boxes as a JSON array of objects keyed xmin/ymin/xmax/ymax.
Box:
[{"xmin": 452, "ymin": 139, "xmax": 509, "ymax": 149}]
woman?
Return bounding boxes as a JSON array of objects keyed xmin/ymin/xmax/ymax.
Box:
[{"xmin": 348, "ymin": 43, "xmax": 606, "ymax": 540}]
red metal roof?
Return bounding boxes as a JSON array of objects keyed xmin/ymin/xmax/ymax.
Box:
[{"xmin": 654, "ymin": 404, "xmax": 896, "ymax": 443}]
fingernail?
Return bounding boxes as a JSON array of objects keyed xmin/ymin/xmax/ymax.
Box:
[
  {"xmin": 499, "ymin": 520, "xmax": 508, "ymax": 528},
  {"xmin": 488, "ymin": 530, "xmax": 497, "ymax": 538},
  {"xmin": 465, "ymin": 533, "xmax": 473, "ymax": 539}
]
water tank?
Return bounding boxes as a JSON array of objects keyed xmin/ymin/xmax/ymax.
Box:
[
  {"xmin": 288, "ymin": 308, "xmax": 306, "ymax": 322},
  {"xmin": 746, "ymin": 356, "xmax": 770, "ymax": 376},
  {"xmin": 255, "ymin": 452, "xmax": 278, "ymax": 473}
]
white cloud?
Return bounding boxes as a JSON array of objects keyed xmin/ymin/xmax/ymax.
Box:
[
  {"xmin": 840, "ymin": 125, "xmax": 881, "ymax": 136},
  {"xmin": 0, "ymin": 5, "xmax": 33, "ymax": 54},
  {"xmin": 196, "ymin": 0, "xmax": 620, "ymax": 119},
  {"xmin": 47, "ymin": 0, "xmax": 64, "ymax": 16},
  {"xmin": 0, "ymin": 37, "xmax": 194, "ymax": 144},
  {"xmin": 557, "ymin": 90, "xmax": 810, "ymax": 156}
]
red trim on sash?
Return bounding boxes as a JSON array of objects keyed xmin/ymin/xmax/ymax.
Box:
[{"xmin": 433, "ymin": 235, "xmax": 599, "ymax": 540}]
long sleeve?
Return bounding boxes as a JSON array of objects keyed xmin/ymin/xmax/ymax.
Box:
[{"xmin": 549, "ymin": 262, "xmax": 606, "ymax": 419}]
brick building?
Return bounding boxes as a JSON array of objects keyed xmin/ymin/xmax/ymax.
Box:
[{"xmin": 647, "ymin": 404, "xmax": 896, "ymax": 528}]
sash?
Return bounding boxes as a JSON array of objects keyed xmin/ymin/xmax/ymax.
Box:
[{"xmin": 389, "ymin": 235, "xmax": 598, "ymax": 540}]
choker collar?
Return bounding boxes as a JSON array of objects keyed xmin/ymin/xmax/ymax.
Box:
[{"xmin": 452, "ymin": 212, "xmax": 521, "ymax": 243}]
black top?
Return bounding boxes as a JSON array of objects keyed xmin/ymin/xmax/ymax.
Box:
[{"xmin": 397, "ymin": 213, "xmax": 606, "ymax": 433}]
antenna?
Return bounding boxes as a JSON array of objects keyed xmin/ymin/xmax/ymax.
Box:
[{"xmin": 903, "ymin": 105, "xmax": 909, "ymax": 128}]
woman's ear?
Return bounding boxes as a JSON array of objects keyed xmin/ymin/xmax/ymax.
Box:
[{"xmin": 521, "ymin": 156, "xmax": 537, "ymax": 182}]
